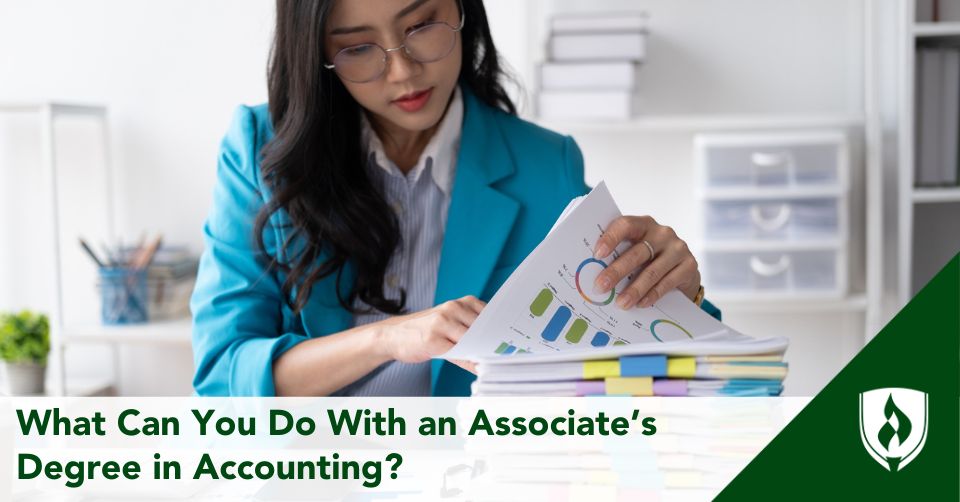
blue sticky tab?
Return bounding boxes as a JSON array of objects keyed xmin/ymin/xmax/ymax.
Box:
[{"xmin": 619, "ymin": 355, "xmax": 668, "ymax": 377}]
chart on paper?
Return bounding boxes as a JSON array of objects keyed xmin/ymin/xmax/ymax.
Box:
[
  {"xmin": 444, "ymin": 182, "xmax": 730, "ymax": 361},
  {"xmin": 500, "ymin": 253, "xmax": 698, "ymax": 355}
]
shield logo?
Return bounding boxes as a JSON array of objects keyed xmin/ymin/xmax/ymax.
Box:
[{"xmin": 859, "ymin": 387, "xmax": 928, "ymax": 472}]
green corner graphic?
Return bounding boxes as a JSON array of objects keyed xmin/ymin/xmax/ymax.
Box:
[{"xmin": 717, "ymin": 254, "xmax": 959, "ymax": 499}]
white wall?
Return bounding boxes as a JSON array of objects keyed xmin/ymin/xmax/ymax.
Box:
[
  {"xmin": 1, "ymin": 0, "xmax": 869, "ymax": 396},
  {"xmin": 1, "ymin": 0, "xmax": 274, "ymax": 248}
]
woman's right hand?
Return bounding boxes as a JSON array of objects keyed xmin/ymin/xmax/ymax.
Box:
[{"xmin": 376, "ymin": 295, "xmax": 486, "ymax": 366}]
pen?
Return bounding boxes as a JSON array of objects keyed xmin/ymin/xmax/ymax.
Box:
[{"xmin": 78, "ymin": 238, "xmax": 106, "ymax": 268}]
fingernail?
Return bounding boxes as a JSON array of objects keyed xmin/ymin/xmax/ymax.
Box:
[
  {"xmin": 594, "ymin": 276, "xmax": 611, "ymax": 294},
  {"xmin": 638, "ymin": 296, "xmax": 652, "ymax": 308},
  {"xmin": 617, "ymin": 291, "xmax": 635, "ymax": 309},
  {"xmin": 594, "ymin": 243, "xmax": 610, "ymax": 259}
]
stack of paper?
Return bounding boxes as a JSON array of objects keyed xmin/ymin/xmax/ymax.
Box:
[
  {"xmin": 442, "ymin": 182, "xmax": 789, "ymax": 395},
  {"xmin": 473, "ymin": 354, "xmax": 786, "ymax": 397}
]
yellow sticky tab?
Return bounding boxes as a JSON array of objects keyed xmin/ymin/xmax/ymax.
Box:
[
  {"xmin": 604, "ymin": 377, "xmax": 653, "ymax": 396},
  {"xmin": 583, "ymin": 360, "xmax": 620, "ymax": 379},
  {"xmin": 667, "ymin": 357, "xmax": 696, "ymax": 378}
]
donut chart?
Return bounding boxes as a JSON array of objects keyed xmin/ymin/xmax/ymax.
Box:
[
  {"xmin": 649, "ymin": 319, "xmax": 694, "ymax": 342},
  {"xmin": 575, "ymin": 258, "xmax": 616, "ymax": 306}
]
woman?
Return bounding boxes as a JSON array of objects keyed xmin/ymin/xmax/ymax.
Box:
[{"xmin": 191, "ymin": 0, "xmax": 719, "ymax": 397}]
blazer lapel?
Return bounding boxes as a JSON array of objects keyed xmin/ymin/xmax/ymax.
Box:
[
  {"xmin": 433, "ymin": 87, "xmax": 519, "ymax": 304},
  {"xmin": 431, "ymin": 87, "xmax": 520, "ymax": 392}
]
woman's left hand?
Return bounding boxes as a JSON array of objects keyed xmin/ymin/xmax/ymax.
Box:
[{"xmin": 592, "ymin": 215, "xmax": 701, "ymax": 309}]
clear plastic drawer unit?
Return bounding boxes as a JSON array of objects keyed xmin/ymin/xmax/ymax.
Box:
[{"xmin": 695, "ymin": 131, "xmax": 849, "ymax": 298}]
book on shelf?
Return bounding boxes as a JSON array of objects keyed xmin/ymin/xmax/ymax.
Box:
[
  {"xmin": 941, "ymin": 48, "xmax": 959, "ymax": 186},
  {"xmin": 537, "ymin": 89, "xmax": 641, "ymax": 120},
  {"xmin": 549, "ymin": 11, "xmax": 648, "ymax": 34},
  {"xmin": 141, "ymin": 246, "xmax": 199, "ymax": 319},
  {"xmin": 917, "ymin": 48, "xmax": 942, "ymax": 186},
  {"xmin": 915, "ymin": 47, "xmax": 960, "ymax": 187},
  {"xmin": 535, "ymin": 10, "xmax": 648, "ymax": 120},
  {"xmin": 916, "ymin": 48, "xmax": 940, "ymax": 186},
  {"xmin": 916, "ymin": 0, "xmax": 960, "ymax": 23},
  {"xmin": 549, "ymin": 32, "xmax": 647, "ymax": 62},
  {"xmin": 539, "ymin": 61, "xmax": 641, "ymax": 90},
  {"xmin": 938, "ymin": 0, "xmax": 960, "ymax": 23},
  {"xmin": 916, "ymin": 0, "xmax": 935, "ymax": 23}
]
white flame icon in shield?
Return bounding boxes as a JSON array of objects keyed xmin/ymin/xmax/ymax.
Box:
[{"xmin": 859, "ymin": 388, "xmax": 928, "ymax": 472}]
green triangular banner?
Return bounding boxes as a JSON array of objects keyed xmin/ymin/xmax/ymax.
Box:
[{"xmin": 717, "ymin": 254, "xmax": 959, "ymax": 499}]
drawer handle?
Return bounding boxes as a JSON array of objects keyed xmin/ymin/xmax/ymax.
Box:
[
  {"xmin": 750, "ymin": 203, "xmax": 792, "ymax": 232},
  {"xmin": 750, "ymin": 255, "xmax": 791, "ymax": 277},
  {"xmin": 750, "ymin": 151, "xmax": 790, "ymax": 168}
]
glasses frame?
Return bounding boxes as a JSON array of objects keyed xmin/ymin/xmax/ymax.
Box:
[{"xmin": 324, "ymin": 5, "xmax": 466, "ymax": 83}]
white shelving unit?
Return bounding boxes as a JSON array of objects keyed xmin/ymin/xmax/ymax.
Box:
[
  {"xmin": 913, "ymin": 21, "xmax": 960, "ymax": 37},
  {"xmin": 0, "ymin": 103, "xmax": 114, "ymax": 396},
  {"xmin": 1, "ymin": 102, "xmax": 192, "ymax": 396},
  {"xmin": 896, "ymin": 1, "xmax": 960, "ymax": 306},
  {"xmin": 61, "ymin": 318, "xmax": 192, "ymax": 347},
  {"xmin": 538, "ymin": 114, "xmax": 866, "ymax": 135},
  {"xmin": 912, "ymin": 187, "xmax": 960, "ymax": 202},
  {"xmin": 718, "ymin": 293, "xmax": 869, "ymax": 314}
]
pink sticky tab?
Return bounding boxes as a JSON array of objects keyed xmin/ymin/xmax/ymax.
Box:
[
  {"xmin": 575, "ymin": 380, "xmax": 606, "ymax": 396},
  {"xmin": 653, "ymin": 379, "xmax": 688, "ymax": 396}
]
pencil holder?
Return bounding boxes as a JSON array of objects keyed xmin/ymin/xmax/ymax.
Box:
[{"xmin": 98, "ymin": 268, "xmax": 149, "ymax": 324}]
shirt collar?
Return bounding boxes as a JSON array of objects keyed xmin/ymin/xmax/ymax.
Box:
[{"xmin": 361, "ymin": 85, "xmax": 463, "ymax": 195}]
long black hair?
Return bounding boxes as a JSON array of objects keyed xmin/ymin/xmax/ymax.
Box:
[{"xmin": 256, "ymin": 0, "xmax": 516, "ymax": 315}]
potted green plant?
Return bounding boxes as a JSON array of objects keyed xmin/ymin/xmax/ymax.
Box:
[{"xmin": 0, "ymin": 311, "xmax": 50, "ymax": 395}]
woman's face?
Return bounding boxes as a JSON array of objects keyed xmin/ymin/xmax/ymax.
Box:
[{"xmin": 324, "ymin": 0, "xmax": 463, "ymax": 134}]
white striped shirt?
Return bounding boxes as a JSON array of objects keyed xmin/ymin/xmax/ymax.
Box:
[{"xmin": 332, "ymin": 86, "xmax": 463, "ymax": 396}]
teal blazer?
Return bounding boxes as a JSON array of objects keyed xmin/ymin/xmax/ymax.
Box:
[{"xmin": 191, "ymin": 85, "xmax": 721, "ymax": 397}]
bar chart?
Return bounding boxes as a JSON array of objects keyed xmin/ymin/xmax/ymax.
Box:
[
  {"xmin": 525, "ymin": 286, "xmax": 627, "ymax": 349},
  {"xmin": 514, "ymin": 273, "xmax": 695, "ymax": 351}
]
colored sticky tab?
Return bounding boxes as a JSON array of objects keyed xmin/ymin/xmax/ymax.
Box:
[
  {"xmin": 666, "ymin": 357, "xmax": 696, "ymax": 378},
  {"xmin": 620, "ymin": 355, "xmax": 668, "ymax": 377},
  {"xmin": 653, "ymin": 379, "xmax": 688, "ymax": 396},
  {"xmin": 575, "ymin": 380, "xmax": 606, "ymax": 396},
  {"xmin": 583, "ymin": 360, "xmax": 620, "ymax": 379},
  {"xmin": 604, "ymin": 377, "xmax": 653, "ymax": 396}
]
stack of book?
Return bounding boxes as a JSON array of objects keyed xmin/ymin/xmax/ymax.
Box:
[
  {"xmin": 141, "ymin": 246, "xmax": 199, "ymax": 320},
  {"xmin": 537, "ymin": 11, "xmax": 647, "ymax": 120},
  {"xmin": 473, "ymin": 353, "xmax": 787, "ymax": 397},
  {"xmin": 915, "ymin": 46, "xmax": 960, "ymax": 188}
]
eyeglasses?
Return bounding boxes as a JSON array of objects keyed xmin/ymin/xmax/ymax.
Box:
[{"xmin": 324, "ymin": 9, "xmax": 465, "ymax": 84}]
